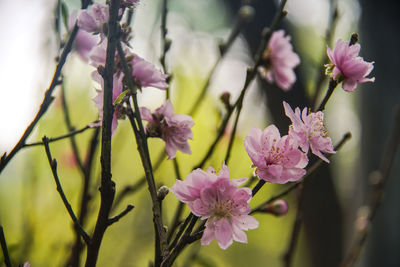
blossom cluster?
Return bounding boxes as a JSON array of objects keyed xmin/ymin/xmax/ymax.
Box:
[
  {"xmin": 69, "ymin": 1, "xmax": 373, "ymax": 253},
  {"xmin": 244, "ymin": 101, "xmax": 335, "ymax": 184},
  {"xmin": 70, "ymin": 2, "xmax": 196, "ymax": 158}
]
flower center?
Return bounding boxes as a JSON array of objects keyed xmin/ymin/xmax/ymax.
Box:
[
  {"xmin": 212, "ymin": 200, "xmax": 233, "ymax": 218},
  {"xmin": 310, "ymin": 113, "xmax": 328, "ymax": 138}
]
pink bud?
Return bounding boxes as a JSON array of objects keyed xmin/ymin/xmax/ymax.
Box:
[{"xmin": 260, "ymin": 199, "xmax": 289, "ymax": 216}]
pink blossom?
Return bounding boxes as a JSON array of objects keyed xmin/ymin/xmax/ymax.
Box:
[
  {"xmin": 283, "ymin": 101, "xmax": 335, "ymax": 162},
  {"xmin": 258, "ymin": 30, "xmax": 300, "ymax": 91},
  {"xmin": 170, "ymin": 163, "xmax": 259, "ymax": 249},
  {"xmin": 327, "ymin": 39, "xmax": 375, "ymax": 92},
  {"xmin": 244, "ymin": 125, "xmax": 308, "ymax": 184},
  {"xmin": 131, "ymin": 55, "xmax": 169, "ymax": 90},
  {"xmin": 89, "ymin": 44, "xmax": 168, "ymax": 90},
  {"xmin": 89, "ymin": 72, "xmax": 124, "ymax": 136},
  {"xmin": 77, "ymin": 3, "xmax": 109, "ymax": 36},
  {"xmin": 69, "ymin": 11, "xmax": 99, "ymax": 62},
  {"xmin": 140, "ymin": 100, "xmax": 194, "ymax": 159}
]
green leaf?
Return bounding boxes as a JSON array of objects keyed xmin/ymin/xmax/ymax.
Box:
[{"xmin": 113, "ymin": 90, "xmax": 129, "ymax": 105}]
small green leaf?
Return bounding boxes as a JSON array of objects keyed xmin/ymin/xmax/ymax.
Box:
[{"xmin": 114, "ymin": 90, "xmax": 129, "ymax": 105}]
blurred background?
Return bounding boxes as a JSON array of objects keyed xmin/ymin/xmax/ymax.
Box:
[{"xmin": 0, "ymin": 0, "xmax": 399, "ymax": 266}]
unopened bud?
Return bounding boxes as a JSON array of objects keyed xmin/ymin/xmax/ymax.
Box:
[
  {"xmin": 97, "ymin": 66, "xmax": 105, "ymax": 77},
  {"xmin": 355, "ymin": 206, "xmax": 370, "ymax": 233},
  {"xmin": 220, "ymin": 91, "xmax": 232, "ymax": 111},
  {"xmin": 349, "ymin": 33, "xmax": 359, "ymax": 46},
  {"xmin": 259, "ymin": 199, "xmax": 289, "ymax": 216},
  {"xmin": 157, "ymin": 185, "xmax": 169, "ymax": 201}
]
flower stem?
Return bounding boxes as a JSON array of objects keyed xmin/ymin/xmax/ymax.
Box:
[{"xmin": 316, "ymin": 78, "xmax": 338, "ymax": 112}]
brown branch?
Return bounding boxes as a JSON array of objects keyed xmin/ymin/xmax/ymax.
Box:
[
  {"xmin": 60, "ymin": 81, "xmax": 85, "ymax": 173},
  {"xmin": 66, "ymin": 128, "xmax": 100, "ymax": 267},
  {"xmin": 0, "ymin": 0, "xmax": 92, "ymax": 174},
  {"xmin": 316, "ymin": 78, "xmax": 338, "ymax": 112},
  {"xmin": 0, "ymin": 226, "xmax": 12, "ymax": 267},
  {"xmin": 311, "ymin": 0, "xmax": 339, "ymax": 109},
  {"xmin": 84, "ymin": 0, "xmax": 121, "ymax": 266},
  {"xmin": 116, "ymin": 40, "xmax": 169, "ymax": 265},
  {"xmin": 42, "ymin": 137, "xmax": 91, "ymax": 245},
  {"xmin": 23, "ymin": 125, "xmax": 91, "ymax": 147},
  {"xmin": 108, "ymin": 205, "xmax": 134, "ymax": 226},
  {"xmin": 283, "ymin": 185, "xmax": 304, "ymax": 267},
  {"xmin": 340, "ymin": 107, "xmax": 400, "ymax": 267}
]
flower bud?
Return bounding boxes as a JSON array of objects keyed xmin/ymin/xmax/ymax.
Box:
[
  {"xmin": 220, "ymin": 91, "xmax": 232, "ymax": 111},
  {"xmin": 157, "ymin": 185, "xmax": 169, "ymax": 201},
  {"xmin": 259, "ymin": 199, "xmax": 289, "ymax": 217}
]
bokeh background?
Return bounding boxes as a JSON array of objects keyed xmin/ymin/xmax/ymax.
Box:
[{"xmin": 0, "ymin": 0, "xmax": 399, "ymax": 266}]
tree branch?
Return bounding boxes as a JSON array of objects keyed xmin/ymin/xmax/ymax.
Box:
[
  {"xmin": 0, "ymin": 0, "xmax": 92, "ymax": 174},
  {"xmin": 23, "ymin": 125, "xmax": 91, "ymax": 148},
  {"xmin": 340, "ymin": 107, "xmax": 400, "ymax": 267},
  {"xmin": 42, "ymin": 137, "xmax": 91, "ymax": 245},
  {"xmin": 108, "ymin": 205, "xmax": 134, "ymax": 226},
  {"xmin": 0, "ymin": 226, "xmax": 12, "ymax": 267},
  {"xmin": 84, "ymin": 0, "xmax": 121, "ymax": 266}
]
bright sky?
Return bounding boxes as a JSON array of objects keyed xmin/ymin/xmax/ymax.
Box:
[{"xmin": 0, "ymin": 0, "xmax": 51, "ymax": 152}]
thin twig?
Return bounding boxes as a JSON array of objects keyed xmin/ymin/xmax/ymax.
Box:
[
  {"xmin": 108, "ymin": 205, "xmax": 134, "ymax": 226},
  {"xmin": 66, "ymin": 127, "xmax": 100, "ymax": 267},
  {"xmin": 311, "ymin": 0, "xmax": 339, "ymax": 109},
  {"xmin": 0, "ymin": 226, "xmax": 12, "ymax": 267},
  {"xmin": 84, "ymin": 1, "xmax": 121, "ymax": 266},
  {"xmin": 160, "ymin": 0, "xmax": 171, "ymax": 99},
  {"xmin": 162, "ymin": 216, "xmax": 199, "ymax": 267},
  {"xmin": 60, "ymin": 81, "xmax": 85, "ymax": 172},
  {"xmin": 168, "ymin": 213, "xmax": 193, "ymax": 251},
  {"xmin": 283, "ymin": 185, "xmax": 304, "ymax": 267},
  {"xmin": 117, "ymin": 40, "xmax": 169, "ymax": 264},
  {"xmin": 224, "ymin": 0, "xmax": 288, "ymax": 165},
  {"xmin": 0, "ymin": 0, "xmax": 92, "ymax": 174},
  {"xmin": 42, "ymin": 137, "xmax": 91, "ymax": 245},
  {"xmin": 188, "ymin": 4, "xmax": 255, "ymax": 117},
  {"xmin": 167, "ymin": 158, "xmax": 185, "ymax": 243},
  {"xmin": 23, "ymin": 126, "xmax": 91, "ymax": 147},
  {"xmin": 316, "ymin": 78, "xmax": 338, "ymax": 112},
  {"xmin": 340, "ymin": 107, "xmax": 400, "ymax": 267}
]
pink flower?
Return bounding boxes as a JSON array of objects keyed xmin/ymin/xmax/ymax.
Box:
[
  {"xmin": 89, "ymin": 44, "xmax": 168, "ymax": 90},
  {"xmin": 283, "ymin": 101, "xmax": 335, "ymax": 162},
  {"xmin": 140, "ymin": 100, "xmax": 194, "ymax": 159},
  {"xmin": 258, "ymin": 30, "xmax": 300, "ymax": 91},
  {"xmin": 327, "ymin": 39, "xmax": 375, "ymax": 92},
  {"xmin": 77, "ymin": 3, "xmax": 109, "ymax": 36},
  {"xmin": 89, "ymin": 72, "xmax": 124, "ymax": 136},
  {"xmin": 170, "ymin": 163, "xmax": 259, "ymax": 249},
  {"xmin": 131, "ymin": 55, "xmax": 169, "ymax": 90},
  {"xmin": 69, "ymin": 11, "xmax": 99, "ymax": 62},
  {"xmin": 244, "ymin": 125, "xmax": 308, "ymax": 184}
]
